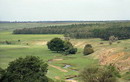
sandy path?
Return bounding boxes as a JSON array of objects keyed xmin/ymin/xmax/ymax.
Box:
[
  {"xmin": 54, "ymin": 76, "xmax": 60, "ymax": 80},
  {"xmin": 74, "ymin": 41, "xmax": 86, "ymax": 48},
  {"xmin": 48, "ymin": 58, "xmax": 63, "ymax": 62},
  {"xmin": 35, "ymin": 41, "xmax": 47, "ymax": 45},
  {"xmin": 49, "ymin": 64, "xmax": 68, "ymax": 72},
  {"xmin": 65, "ymin": 79, "xmax": 77, "ymax": 82}
]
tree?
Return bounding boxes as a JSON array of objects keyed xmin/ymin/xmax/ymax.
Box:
[
  {"xmin": 47, "ymin": 38, "xmax": 65, "ymax": 52},
  {"xmin": 67, "ymin": 48, "xmax": 77, "ymax": 54},
  {"xmin": 0, "ymin": 67, "xmax": 5, "ymax": 82},
  {"xmin": 63, "ymin": 41, "xmax": 77, "ymax": 55},
  {"xmin": 79, "ymin": 65, "xmax": 120, "ymax": 82},
  {"xmin": 63, "ymin": 41, "xmax": 73, "ymax": 51},
  {"xmin": 83, "ymin": 44, "xmax": 94, "ymax": 55},
  {"xmin": 109, "ymin": 36, "xmax": 118, "ymax": 45},
  {"xmin": 47, "ymin": 38, "xmax": 77, "ymax": 55},
  {"xmin": 1, "ymin": 56, "xmax": 48, "ymax": 82}
]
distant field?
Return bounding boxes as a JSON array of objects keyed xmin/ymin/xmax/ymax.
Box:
[
  {"xmin": 0, "ymin": 22, "xmax": 130, "ymax": 81},
  {"xmin": 0, "ymin": 22, "xmax": 91, "ymax": 32},
  {"xmin": 1, "ymin": 21, "xmax": 126, "ymax": 32}
]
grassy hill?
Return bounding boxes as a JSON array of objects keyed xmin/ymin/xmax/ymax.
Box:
[{"xmin": 0, "ymin": 22, "xmax": 130, "ymax": 81}]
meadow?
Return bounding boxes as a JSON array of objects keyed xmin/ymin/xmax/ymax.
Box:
[{"xmin": 0, "ymin": 22, "xmax": 130, "ymax": 82}]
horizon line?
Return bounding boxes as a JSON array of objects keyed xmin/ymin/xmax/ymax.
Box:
[{"xmin": 0, "ymin": 20, "xmax": 130, "ymax": 22}]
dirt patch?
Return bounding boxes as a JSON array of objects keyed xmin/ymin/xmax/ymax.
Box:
[
  {"xmin": 30, "ymin": 41, "xmax": 47, "ymax": 45},
  {"xmin": 73, "ymin": 41, "xmax": 86, "ymax": 48},
  {"xmin": 65, "ymin": 75, "xmax": 78, "ymax": 79},
  {"xmin": 52, "ymin": 59, "xmax": 63, "ymax": 61},
  {"xmin": 65, "ymin": 75, "xmax": 78, "ymax": 82},
  {"xmin": 100, "ymin": 52, "xmax": 126, "ymax": 65},
  {"xmin": 116, "ymin": 57, "xmax": 130, "ymax": 71},
  {"xmin": 35, "ymin": 41, "xmax": 47, "ymax": 45},
  {"xmin": 65, "ymin": 79, "xmax": 77, "ymax": 82},
  {"xmin": 99, "ymin": 48, "xmax": 130, "ymax": 71},
  {"xmin": 49, "ymin": 64, "xmax": 68, "ymax": 72},
  {"xmin": 48, "ymin": 58, "xmax": 63, "ymax": 62},
  {"xmin": 55, "ymin": 76, "xmax": 60, "ymax": 80},
  {"xmin": 99, "ymin": 48, "xmax": 115, "ymax": 64}
]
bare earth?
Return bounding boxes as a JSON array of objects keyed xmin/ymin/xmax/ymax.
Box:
[{"xmin": 49, "ymin": 64, "xmax": 68, "ymax": 72}]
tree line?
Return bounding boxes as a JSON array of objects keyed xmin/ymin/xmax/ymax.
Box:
[{"xmin": 13, "ymin": 22, "xmax": 130, "ymax": 40}]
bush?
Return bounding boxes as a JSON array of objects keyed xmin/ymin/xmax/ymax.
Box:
[
  {"xmin": 83, "ymin": 44, "xmax": 94, "ymax": 55},
  {"xmin": 5, "ymin": 41, "xmax": 11, "ymax": 44},
  {"xmin": 68, "ymin": 48, "xmax": 77, "ymax": 54},
  {"xmin": 64, "ymin": 48, "xmax": 77, "ymax": 55},
  {"xmin": 0, "ymin": 56, "xmax": 48, "ymax": 82},
  {"xmin": 79, "ymin": 65, "xmax": 120, "ymax": 82}
]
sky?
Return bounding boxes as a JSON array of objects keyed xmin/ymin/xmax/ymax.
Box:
[{"xmin": 0, "ymin": 0, "xmax": 130, "ymax": 21}]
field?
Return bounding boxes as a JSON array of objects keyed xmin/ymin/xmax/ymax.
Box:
[{"xmin": 0, "ymin": 22, "xmax": 130, "ymax": 82}]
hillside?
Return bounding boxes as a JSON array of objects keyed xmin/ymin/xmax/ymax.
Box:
[{"xmin": 0, "ymin": 22, "xmax": 130, "ymax": 82}]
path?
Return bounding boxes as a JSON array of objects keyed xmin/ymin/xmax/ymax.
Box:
[
  {"xmin": 49, "ymin": 64, "xmax": 68, "ymax": 72},
  {"xmin": 65, "ymin": 79, "xmax": 77, "ymax": 82}
]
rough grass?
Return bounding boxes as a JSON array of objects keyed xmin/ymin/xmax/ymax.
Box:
[{"xmin": 0, "ymin": 22, "xmax": 130, "ymax": 81}]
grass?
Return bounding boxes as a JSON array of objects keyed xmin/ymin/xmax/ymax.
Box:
[
  {"xmin": 0, "ymin": 23, "xmax": 130, "ymax": 81},
  {"xmin": 0, "ymin": 31, "xmax": 98, "ymax": 81},
  {"xmin": 0, "ymin": 22, "xmax": 87, "ymax": 32}
]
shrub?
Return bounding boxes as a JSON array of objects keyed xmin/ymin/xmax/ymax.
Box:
[
  {"xmin": 0, "ymin": 56, "xmax": 48, "ymax": 82},
  {"xmin": 64, "ymin": 48, "xmax": 77, "ymax": 55},
  {"xmin": 5, "ymin": 41, "xmax": 11, "ymax": 44},
  {"xmin": 79, "ymin": 65, "xmax": 120, "ymax": 82},
  {"xmin": 109, "ymin": 36, "xmax": 117, "ymax": 42},
  {"xmin": 18, "ymin": 40, "xmax": 20, "ymax": 42},
  {"xmin": 68, "ymin": 48, "xmax": 77, "ymax": 54},
  {"xmin": 83, "ymin": 44, "xmax": 94, "ymax": 55}
]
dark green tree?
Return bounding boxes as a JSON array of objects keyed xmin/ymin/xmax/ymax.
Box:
[
  {"xmin": 47, "ymin": 38, "xmax": 64, "ymax": 52},
  {"xmin": 1, "ymin": 56, "xmax": 48, "ymax": 82},
  {"xmin": 47, "ymin": 38, "xmax": 77, "ymax": 55},
  {"xmin": 0, "ymin": 67, "xmax": 5, "ymax": 82},
  {"xmin": 63, "ymin": 41, "xmax": 77, "ymax": 55},
  {"xmin": 83, "ymin": 44, "xmax": 94, "ymax": 55},
  {"xmin": 67, "ymin": 48, "xmax": 77, "ymax": 54},
  {"xmin": 63, "ymin": 41, "xmax": 73, "ymax": 51}
]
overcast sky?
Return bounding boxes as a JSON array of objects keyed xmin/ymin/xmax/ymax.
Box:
[{"xmin": 0, "ymin": 0, "xmax": 130, "ymax": 21}]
